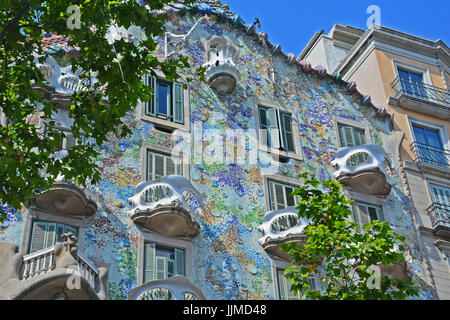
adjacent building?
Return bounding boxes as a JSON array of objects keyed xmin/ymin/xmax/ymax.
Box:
[
  {"xmin": 300, "ymin": 23, "xmax": 449, "ymax": 299},
  {"xmin": 0, "ymin": 2, "xmax": 439, "ymax": 300}
]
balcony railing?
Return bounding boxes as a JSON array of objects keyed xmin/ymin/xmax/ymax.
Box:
[
  {"xmin": 427, "ymin": 202, "xmax": 450, "ymax": 228},
  {"xmin": 392, "ymin": 77, "xmax": 450, "ymax": 107},
  {"xmin": 410, "ymin": 142, "xmax": 449, "ymax": 168},
  {"xmin": 21, "ymin": 245, "xmax": 99, "ymax": 289}
]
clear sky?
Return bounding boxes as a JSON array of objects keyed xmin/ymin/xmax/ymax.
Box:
[{"xmin": 223, "ymin": 0, "xmax": 450, "ymax": 55}]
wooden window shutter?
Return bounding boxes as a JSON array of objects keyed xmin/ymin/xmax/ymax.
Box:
[
  {"xmin": 156, "ymin": 256, "xmax": 167, "ymax": 280},
  {"xmin": 44, "ymin": 223, "xmax": 57, "ymax": 248},
  {"xmin": 144, "ymin": 243, "xmax": 156, "ymax": 283},
  {"xmin": 173, "ymin": 83, "xmax": 184, "ymax": 124},
  {"xmin": 154, "ymin": 153, "xmax": 165, "ymax": 179},
  {"xmin": 145, "ymin": 75, "xmax": 157, "ymax": 116},
  {"xmin": 174, "ymin": 248, "xmax": 185, "ymax": 276},
  {"xmin": 29, "ymin": 222, "xmax": 48, "ymax": 253},
  {"xmin": 65, "ymin": 133, "xmax": 77, "ymax": 149},
  {"xmin": 277, "ymin": 270, "xmax": 288, "ymax": 300},
  {"xmin": 281, "ymin": 113, "xmax": 295, "ymax": 152},
  {"xmin": 266, "ymin": 108, "xmax": 280, "ymax": 149}
]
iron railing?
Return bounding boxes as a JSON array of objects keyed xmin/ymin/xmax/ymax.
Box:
[
  {"xmin": 410, "ymin": 142, "xmax": 449, "ymax": 168},
  {"xmin": 392, "ymin": 76, "xmax": 450, "ymax": 107},
  {"xmin": 427, "ymin": 202, "xmax": 450, "ymax": 228}
]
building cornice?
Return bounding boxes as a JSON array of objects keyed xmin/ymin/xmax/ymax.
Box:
[{"xmin": 337, "ymin": 25, "xmax": 450, "ymax": 78}]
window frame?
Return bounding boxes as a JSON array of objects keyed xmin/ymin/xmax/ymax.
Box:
[
  {"xmin": 333, "ymin": 116, "xmax": 372, "ymax": 149},
  {"xmin": 137, "ymin": 231, "xmax": 192, "ymax": 286},
  {"xmin": 28, "ymin": 220, "xmax": 78, "ymax": 254},
  {"xmin": 140, "ymin": 71, "xmax": 190, "ymax": 132},
  {"xmin": 253, "ymin": 97, "xmax": 303, "ymax": 161},
  {"xmin": 21, "ymin": 209, "xmax": 86, "ymax": 255},
  {"xmin": 271, "ymin": 259, "xmax": 320, "ymax": 300},
  {"xmin": 263, "ymin": 175, "xmax": 301, "ymax": 212},
  {"xmin": 143, "ymin": 242, "xmax": 185, "ymax": 283},
  {"xmin": 408, "ymin": 117, "xmax": 449, "ymax": 161},
  {"xmin": 352, "ymin": 201, "xmax": 384, "ymax": 230},
  {"xmin": 141, "ymin": 143, "xmax": 189, "ymax": 182}
]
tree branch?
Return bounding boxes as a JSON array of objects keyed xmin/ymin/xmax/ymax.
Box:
[{"xmin": 0, "ymin": 3, "xmax": 31, "ymax": 41}]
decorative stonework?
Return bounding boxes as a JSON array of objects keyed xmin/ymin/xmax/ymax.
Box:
[
  {"xmin": 128, "ymin": 175, "xmax": 202, "ymax": 238},
  {"xmin": 331, "ymin": 144, "xmax": 392, "ymax": 196},
  {"xmin": 258, "ymin": 208, "xmax": 309, "ymax": 260},
  {"xmin": 204, "ymin": 37, "xmax": 240, "ymax": 95},
  {"xmin": 127, "ymin": 275, "xmax": 206, "ymax": 300}
]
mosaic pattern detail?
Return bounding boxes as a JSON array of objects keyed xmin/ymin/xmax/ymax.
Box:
[{"xmin": 0, "ymin": 2, "xmax": 433, "ymax": 300}]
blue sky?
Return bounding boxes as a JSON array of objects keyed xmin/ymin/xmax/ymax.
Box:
[{"xmin": 224, "ymin": 0, "xmax": 450, "ymax": 55}]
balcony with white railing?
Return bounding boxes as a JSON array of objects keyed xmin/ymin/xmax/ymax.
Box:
[
  {"xmin": 427, "ymin": 202, "xmax": 450, "ymax": 238},
  {"xmin": 204, "ymin": 37, "xmax": 241, "ymax": 95},
  {"xmin": 391, "ymin": 77, "xmax": 450, "ymax": 119},
  {"xmin": 257, "ymin": 208, "xmax": 309, "ymax": 260},
  {"xmin": 21, "ymin": 245, "xmax": 99, "ymax": 290},
  {"xmin": 128, "ymin": 175, "xmax": 202, "ymax": 238},
  {"xmin": 127, "ymin": 276, "xmax": 206, "ymax": 300},
  {"xmin": 0, "ymin": 233, "xmax": 108, "ymax": 300},
  {"xmin": 331, "ymin": 144, "xmax": 392, "ymax": 196}
]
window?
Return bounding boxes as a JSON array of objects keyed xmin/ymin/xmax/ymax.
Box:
[
  {"xmin": 268, "ymin": 180, "xmax": 298, "ymax": 211},
  {"xmin": 45, "ymin": 126, "xmax": 85, "ymax": 151},
  {"xmin": 429, "ymin": 184, "xmax": 450, "ymax": 206},
  {"xmin": 145, "ymin": 75, "xmax": 184, "ymax": 124},
  {"xmin": 146, "ymin": 150, "xmax": 183, "ymax": 181},
  {"xmin": 412, "ymin": 124, "xmax": 447, "ymax": 167},
  {"xmin": 277, "ymin": 269, "xmax": 316, "ymax": 300},
  {"xmin": 143, "ymin": 243, "xmax": 185, "ymax": 283},
  {"xmin": 258, "ymin": 106, "xmax": 295, "ymax": 153},
  {"xmin": 352, "ymin": 202, "xmax": 383, "ymax": 229},
  {"xmin": 338, "ymin": 124, "xmax": 366, "ymax": 148},
  {"xmin": 29, "ymin": 221, "xmax": 77, "ymax": 253},
  {"xmin": 398, "ymin": 69, "xmax": 427, "ymax": 99}
]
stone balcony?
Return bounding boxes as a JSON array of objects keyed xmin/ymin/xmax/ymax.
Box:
[
  {"xmin": 127, "ymin": 276, "xmax": 205, "ymax": 300},
  {"xmin": 331, "ymin": 144, "xmax": 392, "ymax": 196},
  {"xmin": 204, "ymin": 37, "xmax": 240, "ymax": 95},
  {"xmin": 257, "ymin": 208, "xmax": 309, "ymax": 260},
  {"xmin": 28, "ymin": 180, "xmax": 97, "ymax": 219},
  {"xmin": 0, "ymin": 234, "xmax": 108, "ymax": 300},
  {"xmin": 128, "ymin": 175, "xmax": 201, "ymax": 239}
]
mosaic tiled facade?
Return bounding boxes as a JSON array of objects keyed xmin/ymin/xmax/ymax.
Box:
[{"xmin": 0, "ymin": 2, "xmax": 435, "ymax": 300}]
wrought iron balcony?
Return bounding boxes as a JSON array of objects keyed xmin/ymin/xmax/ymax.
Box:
[
  {"xmin": 427, "ymin": 202, "xmax": 450, "ymax": 237},
  {"xmin": 128, "ymin": 175, "xmax": 202, "ymax": 238},
  {"xmin": 410, "ymin": 142, "xmax": 449, "ymax": 168},
  {"xmin": 392, "ymin": 76, "xmax": 450, "ymax": 107},
  {"xmin": 331, "ymin": 144, "xmax": 392, "ymax": 196}
]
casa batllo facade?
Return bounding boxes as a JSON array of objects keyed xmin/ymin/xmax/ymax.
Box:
[{"xmin": 0, "ymin": 1, "xmax": 436, "ymax": 300}]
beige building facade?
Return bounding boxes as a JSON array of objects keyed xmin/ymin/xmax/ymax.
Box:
[{"xmin": 300, "ymin": 24, "xmax": 450, "ymax": 299}]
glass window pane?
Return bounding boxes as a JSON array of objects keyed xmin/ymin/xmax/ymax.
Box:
[{"xmin": 157, "ymin": 83, "xmax": 169, "ymax": 117}]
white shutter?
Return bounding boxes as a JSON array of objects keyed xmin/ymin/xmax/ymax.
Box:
[
  {"xmin": 144, "ymin": 243, "xmax": 156, "ymax": 283},
  {"xmin": 174, "ymin": 248, "xmax": 185, "ymax": 276},
  {"xmin": 147, "ymin": 151, "xmax": 153, "ymax": 181},
  {"xmin": 173, "ymin": 83, "xmax": 184, "ymax": 124}
]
